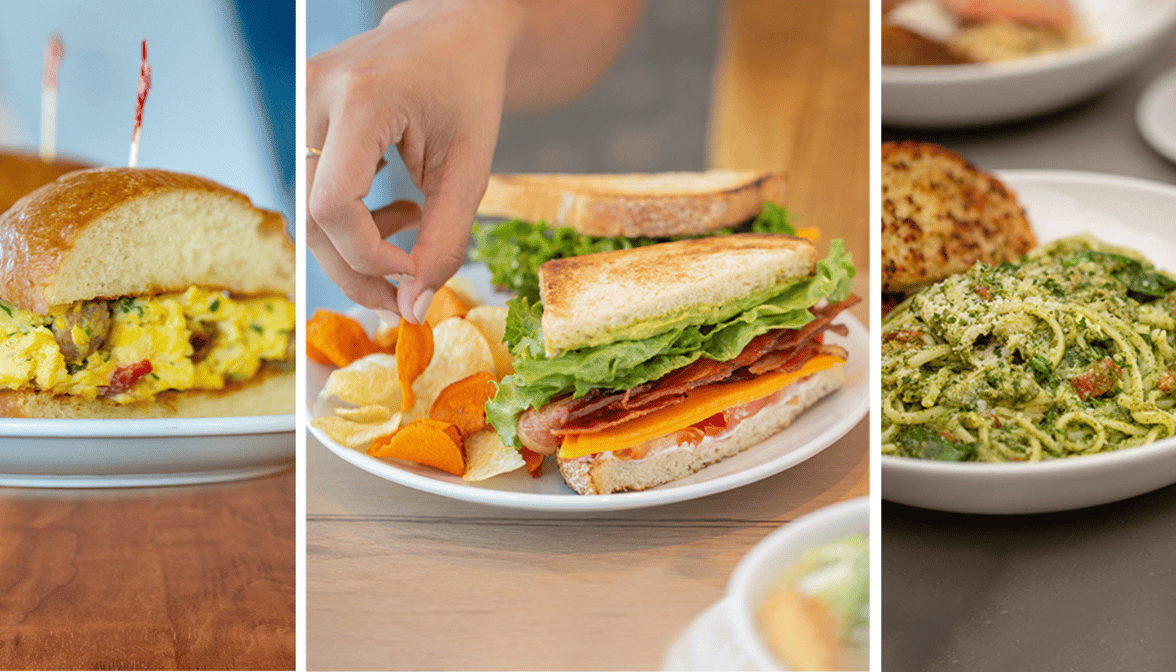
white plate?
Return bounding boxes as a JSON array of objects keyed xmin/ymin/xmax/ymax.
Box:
[
  {"xmin": 308, "ymin": 264, "xmax": 869, "ymax": 512},
  {"xmin": 663, "ymin": 498, "xmax": 869, "ymax": 671},
  {"xmin": 882, "ymin": 170, "xmax": 1176, "ymax": 514},
  {"xmin": 1137, "ymin": 66, "xmax": 1176, "ymax": 164},
  {"xmin": 882, "ymin": 0, "xmax": 1176, "ymax": 127},
  {"xmin": 0, "ymin": 414, "xmax": 295, "ymax": 487}
]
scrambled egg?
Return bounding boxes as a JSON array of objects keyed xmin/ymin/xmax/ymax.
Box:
[{"xmin": 0, "ymin": 287, "xmax": 294, "ymax": 403}]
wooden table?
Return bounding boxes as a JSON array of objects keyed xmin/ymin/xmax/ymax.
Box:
[
  {"xmin": 307, "ymin": 410, "xmax": 866, "ymax": 670},
  {"xmin": 0, "ymin": 470, "xmax": 296, "ymax": 671}
]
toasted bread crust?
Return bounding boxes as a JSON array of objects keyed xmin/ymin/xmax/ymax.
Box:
[
  {"xmin": 881, "ymin": 141, "xmax": 1035, "ymax": 293},
  {"xmin": 0, "ymin": 151, "xmax": 92, "ymax": 215},
  {"xmin": 477, "ymin": 170, "xmax": 786, "ymax": 237},
  {"xmin": 0, "ymin": 369, "xmax": 294, "ymax": 418},
  {"xmin": 557, "ymin": 363, "xmax": 844, "ymax": 495},
  {"xmin": 538, "ymin": 234, "xmax": 815, "ymax": 356},
  {"xmin": 0, "ymin": 167, "xmax": 294, "ymax": 313}
]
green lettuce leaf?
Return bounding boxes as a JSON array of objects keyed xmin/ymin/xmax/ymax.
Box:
[
  {"xmin": 486, "ymin": 240, "xmax": 855, "ymax": 446},
  {"xmin": 471, "ymin": 202, "xmax": 798, "ymax": 303}
]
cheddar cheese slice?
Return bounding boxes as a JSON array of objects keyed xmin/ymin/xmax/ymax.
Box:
[{"xmin": 558, "ymin": 354, "xmax": 842, "ymax": 460}]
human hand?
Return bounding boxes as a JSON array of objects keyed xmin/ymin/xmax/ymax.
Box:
[{"xmin": 306, "ymin": 0, "xmax": 525, "ymax": 323}]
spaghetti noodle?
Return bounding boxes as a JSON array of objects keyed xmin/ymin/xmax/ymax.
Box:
[{"xmin": 882, "ymin": 235, "xmax": 1176, "ymax": 462}]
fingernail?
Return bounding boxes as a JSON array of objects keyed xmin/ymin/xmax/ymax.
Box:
[
  {"xmin": 373, "ymin": 308, "xmax": 400, "ymax": 327},
  {"xmin": 385, "ymin": 273, "xmax": 414, "ymax": 285},
  {"xmin": 412, "ymin": 289, "xmax": 434, "ymax": 325}
]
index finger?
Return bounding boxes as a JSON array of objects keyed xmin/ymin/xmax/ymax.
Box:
[{"xmin": 308, "ymin": 115, "xmax": 414, "ymax": 279}]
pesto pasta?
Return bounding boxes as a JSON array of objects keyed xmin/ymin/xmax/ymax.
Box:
[{"xmin": 882, "ymin": 235, "xmax": 1176, "ymax": 462}]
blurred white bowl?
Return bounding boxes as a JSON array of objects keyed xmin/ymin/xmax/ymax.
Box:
[
  {"xmin": 882, "ymin": 0, "xmax": 1176, "ymax": 127},
  {"xmin": 662, "ymin": 498, "xmax": 869, "ymax": 671},
  {"xmin": 728, "ymin": 498, "xmax": 869, "ymax": 671}
]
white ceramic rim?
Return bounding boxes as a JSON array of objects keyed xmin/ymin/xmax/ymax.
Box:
[
  {"xmin": 882, "ymin": 1, "xmax": 1176, "ymax": 84},
  {"xmin": 726, "ymin": 497, "xmax": 870, "ymax": 671},
  {"xmin": 309, "ymin": 311, "xmax": 868, "ymax": 512},
  {"xmin": 1136, "ymin": 66, "xmax": 1176, "ymax": 164},
  {"xmin": 881, "ymin": 169, "xmax": 1176, "ymax": 504},
  {"xmin": 0, "ymin": 413, "xmax": 295, "ymax": 438}
]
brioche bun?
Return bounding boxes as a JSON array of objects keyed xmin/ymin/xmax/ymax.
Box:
[{"xmin": 0, "ymin": 167, "xmax": 294, "ymax": 313}]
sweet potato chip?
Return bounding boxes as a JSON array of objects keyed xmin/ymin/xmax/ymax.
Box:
[
  {"xmin": 425, "ymin": 286, "xmax": 469, "ymax": 328},
  {"xmin": 462, "ymin": 429, "xmax": 526, "ymax": 481},
  {"xmin": 397, "ymin": 320, "xmax": 434, "ymax": 412},
  {"xmin": 306, "ymin": 340, "xmax": 334, "ymax": 366},
  {"xmin": 402, "ymin": 317, "xmax": 495, "ymax": 424},
  {"xmin": 519, "ymin": 447, "xmax": 545, "ymax": 478},
  {"xmin": 368, "ymin": 418, "xmax": 464, "ymax": 476},
  {"xmin": 464, "ymin": 305, "xmax": 513, "ymax": 380},
  {"xmin": 336, "ymin": 405, "xmax": 394, "ymax": 423},
  {"xmin": 430, "ymin": 371, "xmax": 496, "ymax": 438},
  {"xmin": 321, "ymin": 353, "xmax": 401, "ymax": 408},
  {"xmin": 307, "ymin": 309, "xmax": 381, "ymax": 367},
  {"xmin": 311, "ymin": 413, "xmax": 403, "ymax": 449}
]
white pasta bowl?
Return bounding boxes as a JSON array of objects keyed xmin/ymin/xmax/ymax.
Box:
[
  {"xmin": 882, "ymin": 0, "xmax": 1176, "ymax": 127},
  {"xmin": 882, "ymin": 170, "xmax": 1176, "ymax": 514}
]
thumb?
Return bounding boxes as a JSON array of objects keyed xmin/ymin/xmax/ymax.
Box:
[{"xmin": 396, "ymin": 170, "xmax": 485, "ymax": 324}]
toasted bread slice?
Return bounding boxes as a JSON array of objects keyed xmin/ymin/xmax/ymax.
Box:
[
  {"xmin": 477, "ymin": 170, "xmax": 786, "ymax": 238},
  {"xmin": 0, "ymin": 167, "xmax": 294, "ymax": 313},
  {"xmin": 558, "ymin": 362, "xmax": 843, "ymax": 495},
  {"xmin": 538, "ymin": 233, "xmax": 815, "ymax": 356},
  {"xmin": 881, "ymin": 141, "xmax": 1035, "ymax": 293}
]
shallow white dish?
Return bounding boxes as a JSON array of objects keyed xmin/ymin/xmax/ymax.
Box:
[
  {"xmin": 662, "ymin": 498, "xmax": 869, "ymax": 671},
  {"xmin": 308, "ymin": 265, "xmax": 868, "ymax": 512},
  {"xmin": 882, "ymin": 0, "xmax": 1176, "ymax": 127},
  {"xmin": 0, "ymin": 414, "xmax": 295, "ymax": 487},
  {"xmin": 1136, "ymin": 66, "xmax": 1176, "ymax": 164},
  {"xmin": 882, "ymin": 170, "xmax": 1176, "ymax": 514}
]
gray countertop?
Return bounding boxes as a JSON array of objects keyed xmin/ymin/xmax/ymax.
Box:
[{"xmin": 882, "ymin": 26, "xmax": 1176, "ymax": 671}]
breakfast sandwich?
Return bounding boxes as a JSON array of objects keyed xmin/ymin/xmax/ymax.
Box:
[
  {"xmin": 0, "ymin": 167, "xmax": 295, "ymax": 418},
  {"xmin": 486, "ymin": 233, "xmax": 857, "ymax": 495}
]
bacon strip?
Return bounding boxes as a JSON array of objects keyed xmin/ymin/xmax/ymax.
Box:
[{"xmin": 549, "ymin": 296, "xmax": 859, "ymax": 436}]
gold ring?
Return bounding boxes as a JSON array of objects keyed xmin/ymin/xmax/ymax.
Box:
[{"xmin": 307, "ymin": 146, "xmax": 322, "ymax": 159}]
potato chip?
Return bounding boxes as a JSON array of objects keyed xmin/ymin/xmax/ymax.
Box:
[
  {"xmin": 311, "ymin": 413, "xmax": 403, "ymax": 449},
  {"xmin": 462, "ymin": 429, "xmax": 526, "ymax": 481},
  {"xmin": 373, "ymin": 320, "xmax": 398, "ymax": 352},
  {"xmin": 401, "ymin": 317, "xmax": 494, "ymax": 424},
  {"xmin": 464, "ymin": 305, "xmax": 513, "ymax": 380},
  {"xmin": 321, "ymin": 353, "xmax": 401, "ymax": 408},
  {"xmin": 336, "ymin": 405, "xmax": 394, "ymax": 423},
  {"xmin": 444, "ymin": 276, "xmax": 482, "ymax": 308}
]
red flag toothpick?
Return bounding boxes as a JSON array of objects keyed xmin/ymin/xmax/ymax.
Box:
[
  {"xmin": 128, "ymin": 39, "xmax": 151, "ymax": 168},
  {"xmin": 40, "ymin": 33, "xmax": 64, "ymax": 162}
]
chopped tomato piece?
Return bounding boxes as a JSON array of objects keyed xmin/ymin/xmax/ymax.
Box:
[
  {"xmin": 105, "ymin": 359, "xmax": 153, "ymax": 396},
  {"xmin": 1070, "ymin": 358, "xmax": 1120, "ymax": 400}
]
